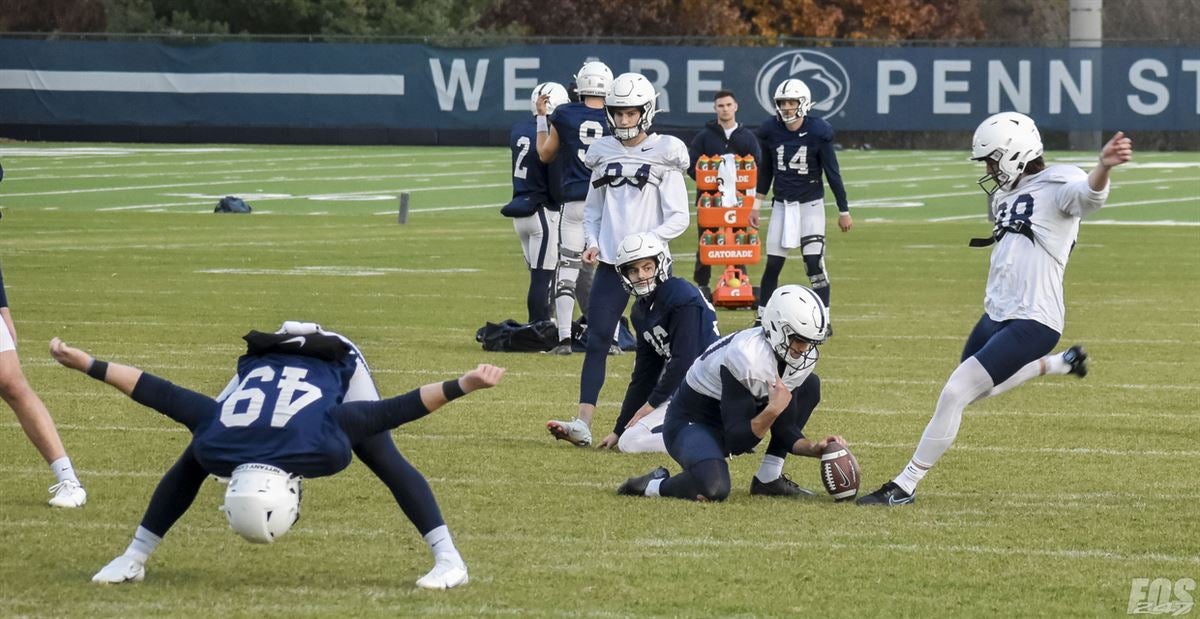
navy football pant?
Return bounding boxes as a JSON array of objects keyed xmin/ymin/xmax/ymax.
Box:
[
  {"xmin": 961, "ymin": 314, "xmax": 1060, "ymax": 384},
  {"xmin": 579, "ymin": 263, "xmax": 629, "ymax": 405},
  {"xmin": 132, "ymin": 373, "xmax": 445, "ymax": 538}
]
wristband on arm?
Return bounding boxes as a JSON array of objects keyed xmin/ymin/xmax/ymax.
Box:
[
  {"xmin": 536, "ymin": 116, "xmax": 548, "ymax": 133},
  {"xmin": 442, "ymin": 379, "xmax": 466, "ymax": 401},
  {"xmin": 87, "ymin": 359, "xmax": 109, "ymax": 381}
]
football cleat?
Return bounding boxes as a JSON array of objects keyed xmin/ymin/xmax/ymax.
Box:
[
  {"xmin": 856, "ymin": 481, "xmax": 915, "ymax": 507},
  {"xmin": 750, "ymin": 473, "xmax": 816, "ymax": 498},
  {"xmin": 415, "ymin": 554, "xmax": 468, "ymax": 590},
  {"xmin": 550, "ymin": 338, "xmax": 573, "ymax": 355},
  {"xmin": 617, "ymin": 467, "xmax": 669, "ymax": 496},
  {"xmin": 547, "ymin": 417, "xmax": 592, "ymax": 447},
  {"xmin": 48, "ymin": 480, "xmax": 87, "ymax": 508},
  {"xmin": 1063, "ymin": 345, "xmax": 1088, "ymax": 378},
  {"xmin": 92, "ymin": 555, "xmax": 145, "ymax": 584}
]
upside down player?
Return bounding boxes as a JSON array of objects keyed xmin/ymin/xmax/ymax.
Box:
[
  {"xmin": 51, "ymin": 321, "xmax": 503, "ymax": 588},
  {"xmin": 536, "ymin": 61, "xmax": 614, "ymax": 353},
  {"xmin": 618, "ymin": 286, "xmax": 846, "ymax": 501},
  {"xmin": 545, "ymin": 72, "xmax": 691, "ymax": 448},
  {"xmin": 594, "ymin": 233, "xmax": 720, "ymax": 453},
  {"xmin": 858, "ymin": 113, "xmax": 1133, "ymax": 506}
]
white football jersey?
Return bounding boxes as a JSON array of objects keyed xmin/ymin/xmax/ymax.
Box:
[
  {"xmin": 583, "ymin": 133, "xmax": 691, "ymax": 263},
  {"xmin": 984, "ymin": 164, "xmax": 1108, "ymax": 333},
  {"xmin": 685, "ymin": 328, "xmax": 814, "ymax": 402}
]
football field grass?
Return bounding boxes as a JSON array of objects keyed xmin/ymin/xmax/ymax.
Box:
[{"xmin": 0, "ymin": 142, "xmax": 1197, "ymax": 617}]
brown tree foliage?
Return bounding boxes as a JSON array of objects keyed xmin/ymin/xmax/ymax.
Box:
[
  {"xmin": 480, "ymin": 0, "xmax": 750, "ymax": 37},
  {"xmin": 485, "ymin": 0, "xmax": 985, "ymax": 40},
  {"xmin": 0, "ymin": 0, "xmax": 106, "ymax": 32}
]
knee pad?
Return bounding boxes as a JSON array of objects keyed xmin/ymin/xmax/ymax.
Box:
[
  {"xmin": 800, "ymin": 235, "xmax": 825, "ymax": 258},
  {"xmin": 557, "ymin": 247, "xmax": 582, "ymax": 270},
  {"xmin": 554, "ymin": 277, "xmax": 576, "ymax": 300}
]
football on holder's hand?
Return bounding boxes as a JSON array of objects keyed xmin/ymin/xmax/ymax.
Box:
[{"xmin": 820, "ymin": 441, "xmax": 860, "ymax": 502}]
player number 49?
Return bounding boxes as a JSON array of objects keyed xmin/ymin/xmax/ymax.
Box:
[{"xmin": 219, "ymin": 366, "xmax": 324, "ymax": 429}]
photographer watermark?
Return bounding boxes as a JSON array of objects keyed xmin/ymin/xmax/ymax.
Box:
[{"xmin": 1128, "ymin": 578, "xmax": 1195, "ymax": 615}]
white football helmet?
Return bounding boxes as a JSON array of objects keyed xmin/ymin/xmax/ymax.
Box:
[
  {"xmin": 615, "ymin": 232, "xmax": 672, "ymax": 297},
  {"xmin": 760, "ymin": 285, "xmax": 828, "ymax": 371},
  {"xmin": 971, "ymin": 111, "xmax": 1044, "ymax": 195},
  {"xmin": 220, "ymin": 463, "xmax": 301, "ymax": 544},
  {"xmin": 531, "ymin": 81, "xmax": 570, "ymax": 117},
  {"xmin": 605, "ymin": 72, "xmax": 659, "ymax": 141},
  {"xmin": 774, "ymin": 79, "xmax": 813, "ymax": 123},
  {"xmin": 573, "ymin": 61, "xmax": 613, "ymax": 98}
]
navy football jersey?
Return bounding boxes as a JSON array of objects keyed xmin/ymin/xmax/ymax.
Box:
[
  {"xmin": 755, "ymin": 116, "xmax": 848, "ymax": 210},
  {"xmin": 550, "ymin": 102, "xmax": 610, "ymax": 202},
  {"xmin": 614, "ymin": 277, "xmax": 721, "ymax": 434},
  {"xmin": 506, "ymin": 118, "xmax": 562, "ymax": 215},
  {"xmin": 193, "ymin": 352, "xmax": 358, "ymax": 478}
]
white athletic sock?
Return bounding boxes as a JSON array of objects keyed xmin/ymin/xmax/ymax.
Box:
[
  {"xmin": 755, "ymin": 455, "xmax": 785, "ymax": 483},
  {"xmin": 554, "ymin": 273, "xmax": 579, "ymax": 341},
  {"xmin": 1043, "ymin": 351, "xmax": 1072, "ymax": 375},
  {"xmin": 125, "ymin": 526, "xmax": 162, "ymax": 563},
  {"xmin": 50, "ymin": 456, "xmax": 79, "ymax": 484},
  {"xmin": 645, "ymin": 478, "xmax": 663, "ymax": 497},
  {"xmin": 423, "ymin": 525, "xmax": 461, "ymax": 562},
  {"xmin": 893, "ymin": 461, "xmax": 928, "ymax": 495}
]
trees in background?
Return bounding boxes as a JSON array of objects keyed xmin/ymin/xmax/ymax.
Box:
[{"xmin": 0, "ymin": 0, "xmax": 1195, "ymax": 42}]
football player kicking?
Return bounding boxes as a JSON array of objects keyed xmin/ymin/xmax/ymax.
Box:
[
  {"xmin": 536, "ymin": 60, "xmax": 614, "ymax": 353},
  {"xmin": 594, "ymin": 233, "xmax": 720, "ymax": 453},
  {"xmin": 546, "ymin": 72, "xmax": 691, "ymax": 448},
  {"xmin": 49, "ymin": 322, "xmax": 504, "ymax": 589},
  {"xmin": 858, "ymin": 113, "xmax": 1133, "ymax": 506},
  {"xmin": 618, "ymin": 285, "xmax": 846, "ymax": 501}
]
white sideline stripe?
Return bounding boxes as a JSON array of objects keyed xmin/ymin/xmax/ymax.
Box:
[
  {"xmin": 374, "ymin": 202, "xmax": 503, "ymax": 214},
  {"xmin": 6, "ymin": 148, "xmax": 486, "ymax": 171},
  {"xmin": 97, "ymin": 182, "xmax": 510, "ymax": 211},
  {"xmin": 11, "ymin": 424, "xmax": 1195, "ymax": 458},
  {"xmin": 0, "ymin": 70, "xmax": 405, "ymax": 95},
  {"xmin": 851, "ymin": 441, "xmax": 1200, "ymax": 458},
  {"xmin": 819, "ymin": 406, "xmax": 1197, "ymax": 421},
  {"xmin": 10, "ymin": 175, "xmax": 505, "ymax": 200},
  {"xmin": 2, "ymin": 516, "xmax": 1192, "ymax": 567},
  {"xmin": 6, "ymin": 159, "xmax": 503, "ymax": 182}
]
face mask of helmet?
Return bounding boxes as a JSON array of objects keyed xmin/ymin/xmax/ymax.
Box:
[{"xmin": 615, "ymin": 232, "xmax": 672, "ymax": 297}]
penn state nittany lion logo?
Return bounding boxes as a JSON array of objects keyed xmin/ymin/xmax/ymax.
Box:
[{"xmin": 755, "ymin": 51, "xmax": 851, "ymax": 118}]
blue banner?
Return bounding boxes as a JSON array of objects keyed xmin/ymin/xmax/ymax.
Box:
[{"xmin": 0, "ymin": 39, "xmax": 1196, "ymax": 131}]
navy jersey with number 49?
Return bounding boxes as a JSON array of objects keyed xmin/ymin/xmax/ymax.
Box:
[
  {"xmin": 192, "ymin": 352, "xmax": 358, "ymax": 478},
  {"xmin": 755, "ymin": 116, "xmax": 848, "ymax": 211},
  {"xmin": 550, "ymin": 102, "xmax": 609, "ymax": 202}
]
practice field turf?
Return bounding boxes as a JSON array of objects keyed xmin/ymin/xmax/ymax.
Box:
[{"xmin": 0, "ymin": 143, "xmax": 1196, "ymax": 618}]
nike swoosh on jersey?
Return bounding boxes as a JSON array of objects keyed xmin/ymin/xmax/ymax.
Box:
[
  {"xmin": 641, "ymin": 146, "xmax": 653, "ymax": 151},
  {"xmin": 796, "ymin": 132, "xmax": 808, "ymax": 137},
  {"xmin": 281, "ymin": 336, "xmax": 306, "ymax": 347}
]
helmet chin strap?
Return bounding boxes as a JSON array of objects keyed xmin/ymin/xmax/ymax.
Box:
[{"xmin": 615, "ymin": 126, "xmax": 642, "ymax": 141}]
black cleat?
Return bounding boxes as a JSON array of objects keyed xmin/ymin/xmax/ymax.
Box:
[
  {"xmin": 550, "ymin": 338, "xmax": 572, "ymax": 355},
  {"xmin": 750, "ymin": 473, "xmax": 816, "ymax": 498},
  {"xmin": 617, "ymin": 467, "xmax": 669, "ymax": 496},
  {"xmin": 856, "ymin": 481, "xmax": 915, "ymax": 506},
  {"xmin": 1063, "ymin": 345, "xmax": 1088, "ymax": 378}
]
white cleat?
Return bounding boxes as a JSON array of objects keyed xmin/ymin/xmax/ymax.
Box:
[
  {"xmin": 48, "ymin": 480, "xmax": 87, "ymax": 508},
  {"xmin": 92, "ymin": 555, "xmax": 146, "ymax": 584},
  {"xmin": 546, "ymin": 417, "xmax": 592, "ymax": 447},
  {"xmin": 415, "ymin": 555, "xmax": 468, "ymax": 590}
]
